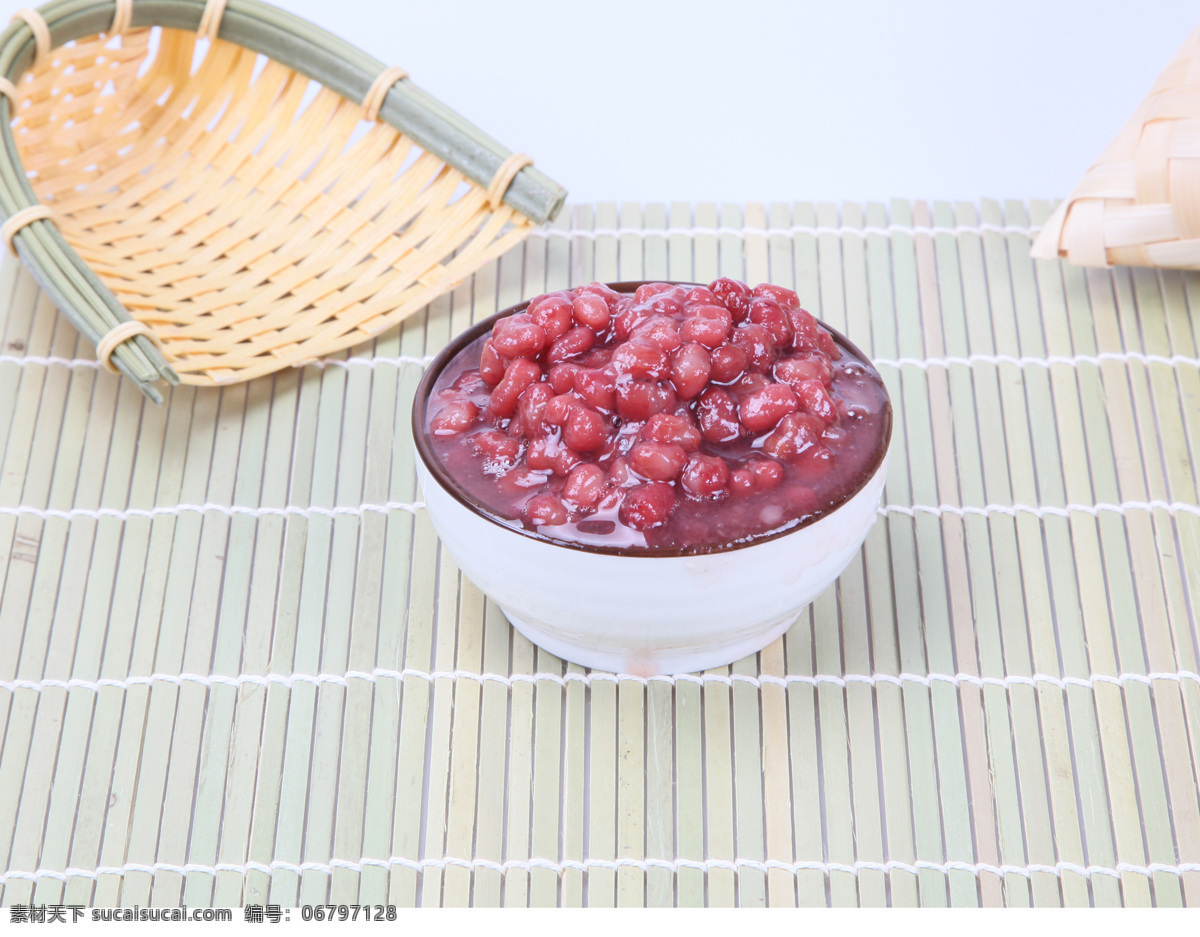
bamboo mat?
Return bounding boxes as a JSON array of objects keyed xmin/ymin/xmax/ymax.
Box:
[{"xmin": 0, "ymin": 199, "xmax": 1199, "ymax": 909}]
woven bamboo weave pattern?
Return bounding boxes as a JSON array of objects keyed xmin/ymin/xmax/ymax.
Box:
[
  {"xmin": 10, "ymin": 27, "xmax": 534, "ymax": 385},
  {"xmin": 1032, "ymin": 22, "xmax": 1200, "ymax": 269},
  {"xmin": 1, "ymin": 200, "xmax": 1199, "ymax": 907}
]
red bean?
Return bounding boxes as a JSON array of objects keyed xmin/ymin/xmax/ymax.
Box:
[
  {"xmin": 524, "ymin": 294, "xmax": 552, "ymax": 315},
  {"xmin": 616, "ymin": 380, "xmax": 677, "ymax": 421},
  {"xmin": 593, "ymin": 431, "xmax": 620, "ymax": 462},
  {"xmin": 573, "ymin": 293, "xmax": 612, "ymax": 331},
  {"xmin": 709, "ymin": 343, "xmax": 749, "ymax": 383},
  {"xmin": 696, "ymin": 387, "xmax": 741, "ymax": 443},
  {"xmin": 797, "ymin": 379, "xmax": 836, "ymax": 424},
  {"xmin": 562, "ymin": 463, "xmax": 607, "ymax": 510},
  {"xmin": 688, "ymin": 303, "xmax": 732, "ymax": 325},
  {"xmin": 525, "ymin": 437, "xmax": 556, "ymax": 471},
  {"xmin": 631, "ymin": 316, "xmax": 682, "ymax": 353},
  {"xmin": 729, "ymin": 468, "xmax": 756, "ymax": 496},
  {"xmin": 576, "ymin": 282, "xmax": 622, "ymax": 309},
  {"xmin": 739, "ymin": 383, "xmax": 799, "ymax": 433},
  {"xmin": 709, "ymin": 277, "xmax": 752, "ymax": 322},
  {"xmin": 761, "ymin": 412, "xmax": 823, "ymax": 461},
  {"xmin": 573, "ymin": 367, "xmax": 617, "ymax": 412},
  {"xmin": 634, "ymin": 282, "xmax": 674, "ymax": 303},
  {"xmin": 619, "ymin": 482, "xmax": 676, "ymax": 530},
  {"xmin": 516, "ymin": 383, "xmax": 553, "ymax": 437},
  {"xmin": 492, "ymin": 313, "xmax": 546, "ymax": 358},
  {"xmin": 548, "ymin": 362, "xmax": 580, "ymax": 394},
  {"xmin": 504, "ymin": 414, "xmax": 525, "ymax": 437},
  {"xmin": 527, "ymin": 292, "xmax": 571, "ymax": 317},
  {"xmin": 732, "ymin": 323, "xmax": 776, "ymax": 371},
  {"xmin": 730, "ymin": 372, "xmax": 770, "ymax": 399},
  {"xmin": 553, "ymin": 447, "xmax": 584, "ymax": 476},
  {"xmin": 610, "ymin": 340, "xmax": 670, "ymax": 380},
  {"xmin": 543, "ymin": 393, "xmax": 579, "ymax": 427},
  {"xmin": 808, "ymin": 353, "xmax": 835, "ymax": 386},
  {"xmin": 524, "ymin": 492, "xmax": 568, "ymax": 527},
  {"xmin": 818, "ymin": 327, "xmax": 841, "ymax": 359},
  {"xmin": 792, "ymin": 444, "xmax": 834, "ymax": 481},
  {"xmin": 495, "ymin": 466, "xmax": 549, "ymax": 499},
  {"xmin": 607, "ymin": 455, "xmax": 635, "ymax": 488},
  {"xmin": 679, "ymin": 315, "xmax": 731, "ymax": 348},
  {"xmin": 748, "ymin": 459, "xmax": 785, "ymax": 489},
  {"xmin": 563, "ymin": 405, "xmax": 607, "ymax": 452},
  {"xmin": 612, "ymin": 304, "xmax": 653, "ymax": 340},
  {"xmin": 685, "ymin": 287, "xmax": 720, "ymax": 306},
  {"xmin": 748, "ymin": 297, "xmax": 794, "ymax": 348},
  {"xmin": 479, "ymin": 340, "xmax": 506, "ymax": 385},
  {"xmin": 430, "ymin": 399, "xmax": 478, "ymax": 436},
  {"xmin": 472, "ymin": 429, "xmax": 521, "ymax": 464},
  {"xmin": 670, "ymin": 342, "xmax": 712, "ymax": 400},
  {"xmin": 546, "ymin": 326, "xmax": 596, "ymax": 365},
  {"xmin": 788, "ymin": 308, "xmax": 823, "ymax": 353},
  {"xmin": 581, "ymin": 347, "xmax": 613, "ymax": 369},
  {"xmin": 774, "ymin": 356, "xmax": 830, "ymax": 391},
  {"xmin": 628, "ymin": 441, "xmax": 688, "ymax": 481},
  {"xmin": 642, "ymin": 412, "xmax": 701, "ymax": 451},
  {"xmin": 680, "ymin": 454, "xmax": 729, "ymax": 498},
  {"xmin": 529, "ymin": 296, "xmax": 573, "ymax": 342},
  {"xmin": 451, "ymin": 369, "xmax": 485, "ymax": 394},
  {"xmin": 648, "ymin": 295, "xmax": 684, "ymax": 318},
  {"xmin": 751, "ymin": 283, "xmax": 801, "ymax": 311},
  {"xmin": 488, "ymin": 358, "xmax": 541, "ymax": 417}
]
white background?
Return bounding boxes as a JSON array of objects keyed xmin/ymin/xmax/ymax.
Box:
[{"xmin": 5, "ymin": 0, "xmax": 1199, "ymax": 205}]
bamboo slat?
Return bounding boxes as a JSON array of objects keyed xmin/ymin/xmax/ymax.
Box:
[
  {"xmin": 1, "ymin": 202, "xmax": 1198, "ymax": 908},
  {"xmin": 860, "ymin": 201, "xmax": 919, "ymax": 908},
  {"xmin": 837, "ymin": 204, "xmax": 887, "ymax": 908},
  {"xmin": 979, "ymin": 200, "xmax": 1069, "ymax": 906},
  {"xmin": 1004, "ymin": 200, "xmax": 1097, "ymax": 908}
]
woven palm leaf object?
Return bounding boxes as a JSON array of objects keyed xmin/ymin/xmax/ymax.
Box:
[
  {"xmin": 0, "ymin": 0, "xmax": 566, "ymax": 401},
  {"xmin": 1032, "ymin": 22, "xmax": 1200, "ymax": 270}
]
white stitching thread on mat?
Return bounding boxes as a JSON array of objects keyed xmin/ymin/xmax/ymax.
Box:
[
  {"xmin": 305, "ymin": 354, "xmax": 435, "ymax": 369},
  {"xmin": 870, "ymin": 351, "xmax": 1200, "ymax": 370},
  {"xmin": 0, "ymin": 354, "xmax": 437, "ymax": 371},
  {"xmin": 2, "ymin": 349, "xmax": 1197, "ymax": 375},
  {"xmin": 0, "ymin": 501, "xmax": 425, "ymax": 522},
  {"xmin": 882, "ymin": 501, "xmax": 1200, "ymax": 521},
  {"xmin": 1, "ymin": 499, "xmax": 1198, "ymax": 525},
  {"xmin": 4, "ymin": 667, "xmax": 1197, "ymax": 697},
  {"xmin": 0, "ymin": 855, "xmax": 1195, "ymax": 884},
  {"xmin": 527, "ymin": 223, "xmax": 1042, "ymax": 240}
]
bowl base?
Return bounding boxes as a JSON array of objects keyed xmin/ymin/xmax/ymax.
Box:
[{"xmin": 500, "ymin": 607, "xmax": 799, "ymax": 676}]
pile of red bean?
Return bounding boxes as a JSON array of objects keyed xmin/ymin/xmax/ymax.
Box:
[{"xmin": 426, "ymin": 279, "xmax": 889, "ymax": 550}]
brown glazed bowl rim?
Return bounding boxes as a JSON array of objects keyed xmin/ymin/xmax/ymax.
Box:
[{"xmin": 411, "ymin": 281, "xmax": 893, "ymax": 558}]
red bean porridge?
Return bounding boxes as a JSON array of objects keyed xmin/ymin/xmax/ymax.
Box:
[{"xmin": 423, "ymin": 280, "xmax": 890, "ymax": 552}]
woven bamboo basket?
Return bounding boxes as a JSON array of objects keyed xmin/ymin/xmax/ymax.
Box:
[
  {"xmin": 1031, "ymin": 21, "xmax": 1200, "ymax": 270},
  {"xmin": 0, "ymin": 0, "xmax": 566, "ymax": 401}
]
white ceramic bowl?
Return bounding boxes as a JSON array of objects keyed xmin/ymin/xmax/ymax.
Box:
[{"xmin": 412, "ymin": 283, "xmax": 892, "ymax": 675}]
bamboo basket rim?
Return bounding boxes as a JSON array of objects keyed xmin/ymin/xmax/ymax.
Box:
[{"xmin": 0, "ymin": 0, "xmax": 568, "ymax": 400}]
